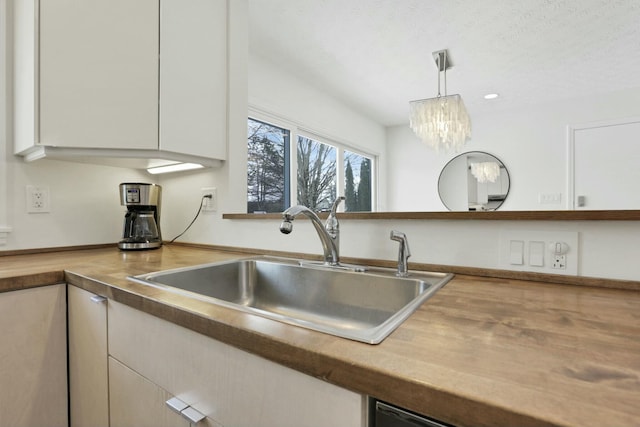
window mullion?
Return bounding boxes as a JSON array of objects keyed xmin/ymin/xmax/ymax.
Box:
[
  {"xmin": 289, "ymin": 127, "xmax": 299, "ymax": 207},
  {"xmin": 336, "ymin": 148, "xmax": 345, "ymax": 211}
]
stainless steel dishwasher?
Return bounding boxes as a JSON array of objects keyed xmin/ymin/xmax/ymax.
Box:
[{"xmin": 370, "ymin": 399, "xmax": 453, "ymax": 427}]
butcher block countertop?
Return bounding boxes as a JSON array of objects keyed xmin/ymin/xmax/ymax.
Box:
[{"xmin": 1, "ymin": 245, "xmax": 639, "ymax": 427}]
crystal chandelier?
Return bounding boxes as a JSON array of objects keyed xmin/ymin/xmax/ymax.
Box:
[
  {"xmin": 409, "ymin": 50, "xmax": 471, "ymax": 152},
  {"xmin": 470, "ymin": 161, "xmax": 500, "ymax": 183}
]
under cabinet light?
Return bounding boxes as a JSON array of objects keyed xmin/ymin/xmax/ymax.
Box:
[{"xmin": 147, "ymin": 163, "xmax": 204, "ymax": 174}]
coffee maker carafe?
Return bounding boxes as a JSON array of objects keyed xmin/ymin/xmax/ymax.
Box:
[{"xmin": 118, "ymin": 183, "xmax": 162, "ymax": 250}]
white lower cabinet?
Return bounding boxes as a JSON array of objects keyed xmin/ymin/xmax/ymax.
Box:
[
  {"xmin": 0, "ymin": 284, "xmax": 68, "ymax": 427},
  {"xmin": 108, "ymin": 300, "xmax": 365, "ymax": 427},
  {"xmin": 109, "ymin": 356, "xmax": 191, "ymax": 427},
  {"xmin": 68, "ymin": 285, "xmax": 109, "ymax": 427}
]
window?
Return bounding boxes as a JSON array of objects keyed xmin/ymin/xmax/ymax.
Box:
[
  {"xmin": 247, "ymin": 119, "xmax": 289, "ymax": 213},
  {"xmin": 247, "ymin": 116, "xmax": 376, "ymax": 213},
  {"xmin": 344, "ymin": 151, "xmax": 372, "ymax": 212},
  {"xmin": 297, "ymin": 136, "xmax": 336, "ymax": 211}
]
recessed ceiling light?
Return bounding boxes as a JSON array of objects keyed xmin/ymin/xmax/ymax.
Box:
[{"xmin": 484, "ymin": 93, "xmax": 500, "ymax": 100}]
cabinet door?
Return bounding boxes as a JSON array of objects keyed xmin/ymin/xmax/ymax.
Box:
[
  {"xmin": 159, "ymin": 0, "xmax": 228, "ymax": 159},
  {"xmin": 109, "ymin": 300, "xmax": 364, "ymax": 427},
  {"xmin": 39, "ymin": 0, "xmax": 158, "ymax": 149},
  {"xmin": 68, "ymin": 285, "xmax": 109, "ymax": 427},
  {"xmin": 109, "ymin": 357, "xmax": 191, "ymax": 427},
  {"xmin": 0, "ymin": 285, "xmax": 67, "ymax": 427}
]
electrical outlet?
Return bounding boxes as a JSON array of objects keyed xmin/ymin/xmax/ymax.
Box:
[
  {"xmin": 26, "ymin": 185, "xmax": 51, "ymax": 213},
  {"xmin": 201, "ymin": 187, "xmax": 217, "ymax": 212},
  {"xmin": 552, "ymin": 254, "xmax": 567, "ymax": 269}
]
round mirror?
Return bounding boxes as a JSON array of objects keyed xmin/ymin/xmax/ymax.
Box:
[{"xmin": 438, "ymin": 151, "xmax": 510, "ymax": 211}]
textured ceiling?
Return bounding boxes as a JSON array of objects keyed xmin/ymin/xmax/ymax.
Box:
[{"xmin": 248, "ymin": 0, "xmax": 640, "ymax": 126}]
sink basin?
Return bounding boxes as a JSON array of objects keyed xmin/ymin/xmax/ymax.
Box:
[{"xmin": 129, "ymin": 257, "xmax": 452, "ymax": 344}]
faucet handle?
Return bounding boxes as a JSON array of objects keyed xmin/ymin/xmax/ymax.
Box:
[
  {"xmin": 325, "ymin": 196, "xmax": 345, "ymax": 238},
  {"xmin": 329, "ymin": 196, "xmax": 346, "ymax": 216}
]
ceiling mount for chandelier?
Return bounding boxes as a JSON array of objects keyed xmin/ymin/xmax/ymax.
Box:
[{"xmin": 409, "ymin": 49, "xmax": 471, "ymax": 152}]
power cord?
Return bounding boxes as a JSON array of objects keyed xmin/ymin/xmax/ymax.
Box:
[{"xmin": 168, "ymin": 194, "xmax": 212, "ymax": 243}]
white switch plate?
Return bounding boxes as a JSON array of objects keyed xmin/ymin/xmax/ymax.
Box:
[
  {"xmin": 538, "ymin": 193, "xmax": 562, "ymax": 204},
  {"xmin": 509, "ymin": 240, "xmax": 524, "ymax": 265},
  {"xmin": 499, "ymin": 230, "xmax": 578, "ymax": 275},
  {"xmin": 529, "ymin": 241, "xmax": 545, "ymax": 267}
]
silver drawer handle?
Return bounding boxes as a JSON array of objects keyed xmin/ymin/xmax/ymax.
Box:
[
  {"xmin": 90, "ymin": 295, "xmax": 107, "ymax": 304},
  {"xmin": 166, "ymin": 397, "xmax": 189, "ymax": 413},
  {"xmin": 181, "ymin": 406, "xmax": 205, "ymax": 424},
  {"xmin": 166, "ymin": 397, "xmax": 205, "ymax": 424}
]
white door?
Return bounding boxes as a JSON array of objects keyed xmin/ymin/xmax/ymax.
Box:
[{"xmin": 572, "ymin": 119, "xmax": 640, "ymax": 209}]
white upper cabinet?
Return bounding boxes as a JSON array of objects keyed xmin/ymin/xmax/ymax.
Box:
[
  {"xmin": 38, "ymin": 0, "xmax": 159, "ymax": 151},
  {"xmin": 13, "ymin": 0, "xmax": 230, "ymax": 168},
  {"xmin": 160, "ymin": 0, "xmax": 228, "ymax": 160}
]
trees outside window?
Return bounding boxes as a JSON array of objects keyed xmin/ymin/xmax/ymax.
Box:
[
  {"xmin": 247, "ymin": 118, "xmax": 289, "ymax": 213},
  {"xmin": 247, "ymin": 116, "xmax": 375, "ymax": 213},
  {"xmin": 297, "ymin": 136, "xmax": 336, "ymax": 211},
  {"xmin": 344, "ymin": 151, "xmax": 372, "ymax": 212}
]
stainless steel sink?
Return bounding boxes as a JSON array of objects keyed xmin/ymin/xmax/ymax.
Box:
[{"xmin": 129, "ymin": 257, "xmax": 452, "ymax": 344}]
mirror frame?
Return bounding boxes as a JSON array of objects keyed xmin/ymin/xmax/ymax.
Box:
[{"xmin": 437, "ymin": 151, "xmax": 510, "ymax": 212}]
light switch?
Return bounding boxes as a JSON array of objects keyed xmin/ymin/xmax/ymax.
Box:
[
  {"xmin": 529, "ymin": 241, "xmax": 545, "ymax": 267},
  {"xmin": 509, "ymin": 240, "xmax": 524, "ymax": 265}
]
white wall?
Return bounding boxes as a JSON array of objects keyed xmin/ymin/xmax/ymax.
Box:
[
  {"xmin": 196, "ymin": 217, "xmax": 639, "ymax": 281},
  {"xmin": 248, "ymin": 53, "xmax": 387, "ymax": 153},
  {"xmin": 387, "ymin": 87, "xmax": 640, "ymax": 211},
  {"xmin": 3, "ymin": 158, "xmax": 151, "ymax": 250}
]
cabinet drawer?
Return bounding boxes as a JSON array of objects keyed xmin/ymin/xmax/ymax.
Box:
[
  {"xmin": 109, "ymin": 356, "xmax": 190, "ymax": 427},
  {"xmin": 108, "ymin": 300, "xmax": 364, "ymax": 427}
]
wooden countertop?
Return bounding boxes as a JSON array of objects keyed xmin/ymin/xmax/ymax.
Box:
[{"xmin": 1, "ymin": 245, "xmax": 639, "ymax": 427}]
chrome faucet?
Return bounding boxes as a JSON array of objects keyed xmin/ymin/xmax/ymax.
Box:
[
  {"xmin": 390, "ymin": 230, "xmax": 411, "ymax": 277},
  {"xmin": 280, "ymin": 196, "xmax": 345, "ymax": 266}
]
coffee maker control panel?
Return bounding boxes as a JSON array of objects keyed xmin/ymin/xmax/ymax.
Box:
[{"xmin": 126, "ymin": 187, "xmax": 141, "ymax": 204}]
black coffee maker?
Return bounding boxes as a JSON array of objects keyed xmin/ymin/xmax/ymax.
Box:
[{"xmin": 118, "ymin": 183, "xmax": 162, "ymax": 250}]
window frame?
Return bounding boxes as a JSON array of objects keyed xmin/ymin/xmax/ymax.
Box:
[{"xmin": 247, "ymin": 108, "xmax": 378, "ymax": 213}]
